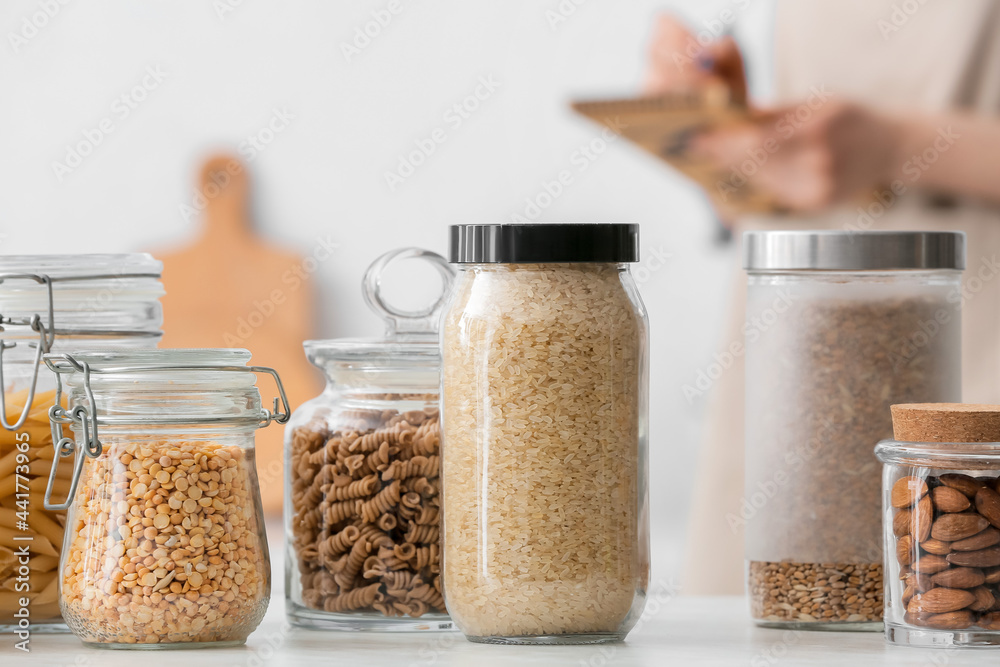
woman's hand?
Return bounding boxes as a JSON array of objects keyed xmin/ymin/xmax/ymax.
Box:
[
  {"xmin": 692, "ymin": 101, "xmax": 902, "ymax": 213},
  {"xmin": 644, "ymin": 14, "xmax": 747, "ymax": 105},
  {"xmin": 643, "ymin": 15, "xmax": 900, "ymax": 214},
  {"xmin": 645, "ymin": 16, "xmax": 1000, "ymax": 214}
]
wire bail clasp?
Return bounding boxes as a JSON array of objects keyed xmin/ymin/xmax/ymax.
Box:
[
  {"xmin": 251, "ymin": 365, "xmax": 292, "ymax": 427},
  {"xmin": 0, "ymin": 273, "xmax": 55, "ymax": 431},
  {"xmin": 40, "ymin": 353, "xmax": 290, "ymax": 510},
  {"xmin": 43, "ymin": 354, "xmax": 100, "ymax": 511}
]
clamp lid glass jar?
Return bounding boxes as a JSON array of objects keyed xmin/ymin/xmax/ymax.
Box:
[
  {"xmin": 442, "ymin": 223, "xmax": 649, "ymax": 644},
  {"xmin": 0, "ymin": 253, "xmax": 163, "ymax": 631},
  {"xmin": 285, "ymin": 248, "xmax": 454, "ymax": 631},
  {"xmin": 743, "ymin": 231, "xmax": 964, "ymax": 630},
  {"xmin": 44, "ymin": 348, "xmax": 287, "ymax": 649}
]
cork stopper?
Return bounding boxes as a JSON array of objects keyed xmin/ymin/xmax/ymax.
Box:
[{"xmin": 891, "ymin": 404, "xmax": 1000, "ymax": 443}]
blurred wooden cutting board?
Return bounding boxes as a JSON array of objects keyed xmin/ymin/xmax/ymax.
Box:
[{"xmin": 150, "ymin": 155, "xmax": 322, "ymax": 514}]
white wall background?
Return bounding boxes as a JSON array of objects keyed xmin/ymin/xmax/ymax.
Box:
[{"xmin": 1, "ymin": 0, "xmax": 773, "ymax": 586}]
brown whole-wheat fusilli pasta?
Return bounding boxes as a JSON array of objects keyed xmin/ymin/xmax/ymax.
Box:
[
  {"xmin": 289, "ymin": 406, "xmax": 445, "ymax": 618},
  {"xmin": 334, "ymin": 536, "xmax": 371, "ymax": 588},
  {"xmin": 404, "ymin": 523, "xmax": 439, "ymax": 544},
  {"xmin": 382, "ymin": 455, "xmax": 440, "ymax": 481},
  {"xmin": 318, "ymin": 525, "xmax": 360, "ymax": 561},
  {"xmin": 357, "ymin": 523, "xmax": 394, "ymax": 550},
  {"xmin": 361, "ymin": 481, "xmax": 402, "ymax": 523},
  {"xmin": 322, "ymin": 582, "xmax": 383, "ymax": 613},
  {"xmin": 322, "ymin": 498, "xmax": 361, "ymax": 525},
  {"xmin": 409, "ymin": 580, "xmax": 445, "ymax": 611},
  {"xmin": 328, "ymin": 474, "xmax": 379, "ymax": 501},
  {"xmin": 377, "ymin": 513, "xmax": 397, "ymax": 531}
]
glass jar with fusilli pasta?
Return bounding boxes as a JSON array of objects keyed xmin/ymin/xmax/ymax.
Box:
[{"xmin": 284, "ymin": 248, "xmax": 454, "ymax": 631}]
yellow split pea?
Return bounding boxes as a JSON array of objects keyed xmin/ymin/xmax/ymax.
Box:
[{"xmin": 60, "ymin": 440, "xmax": 269, "ymax": 645}]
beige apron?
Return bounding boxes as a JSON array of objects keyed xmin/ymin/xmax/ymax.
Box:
[{"xmin": 684, "ymin": 0, "xmax": 1000, "ymax": 594}]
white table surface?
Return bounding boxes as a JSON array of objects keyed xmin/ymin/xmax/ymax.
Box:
[
  {"xmin": 12, "ymin": 520, "xmax": 1000, "ymax": 665},
  {"xmin": 16, "ymin": 594, "xmax": 1000, "ymax": 667}
]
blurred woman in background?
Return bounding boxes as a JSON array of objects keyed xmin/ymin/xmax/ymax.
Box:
[{"xmin": 647, "ymin": 1, "xmax": 1000, "ymax": 594}]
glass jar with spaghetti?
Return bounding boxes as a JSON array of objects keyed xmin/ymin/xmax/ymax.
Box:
[
  {"xmin": 0, "ymin": 254, "xmax": 163, "ymax": 632},
  {"xmin": 285, "ymin": 247, "xmax": 454, "ymax": 631},
  {"xmin": 43, "ymin": 348, "xmax": 286, "ymax": 648}
]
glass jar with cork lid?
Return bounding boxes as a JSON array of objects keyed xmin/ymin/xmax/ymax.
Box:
[
  {"xmin": 744, "ymin": 231, "xmax": 965, "ymax": 630},
  {"xmin": 284, "ymin": 248, "xmax": 454, "ymax": 631},
  {"xmin": 877, "ymin": 404, "xmax": 1000, "ymax": 647}
]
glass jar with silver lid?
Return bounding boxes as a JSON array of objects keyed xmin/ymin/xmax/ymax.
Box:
[{"xmin": 743, "ymin": 231, "xmax": 965, "ymax": 631}]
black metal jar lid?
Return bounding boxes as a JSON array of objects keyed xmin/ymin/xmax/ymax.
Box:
[{"xmin": 449, "ymin": 223, "xmax": 639, "ymax": 263}]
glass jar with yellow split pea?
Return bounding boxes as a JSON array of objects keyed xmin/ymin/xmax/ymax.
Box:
[{"xmin": 43, "ymin": 348, "xmax": 286, "ymax": 648}]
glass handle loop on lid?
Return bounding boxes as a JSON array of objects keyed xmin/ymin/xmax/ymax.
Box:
[
  {"xmin": 0, "ymin": 273, "xmax": 55, "ymax": 431},
  {"xmin": 362, "ymin": 248, "xmax": 455, "ymax": 337}
]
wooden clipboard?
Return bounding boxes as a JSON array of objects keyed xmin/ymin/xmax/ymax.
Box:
[{"xmin": 571, "ymin": 88, "xmax": 781, "ymax": 214}]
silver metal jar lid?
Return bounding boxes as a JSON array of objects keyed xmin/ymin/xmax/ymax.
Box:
[{"xmin": 743, "ymin": 231, "xmax": 966, "ymax": 271}]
